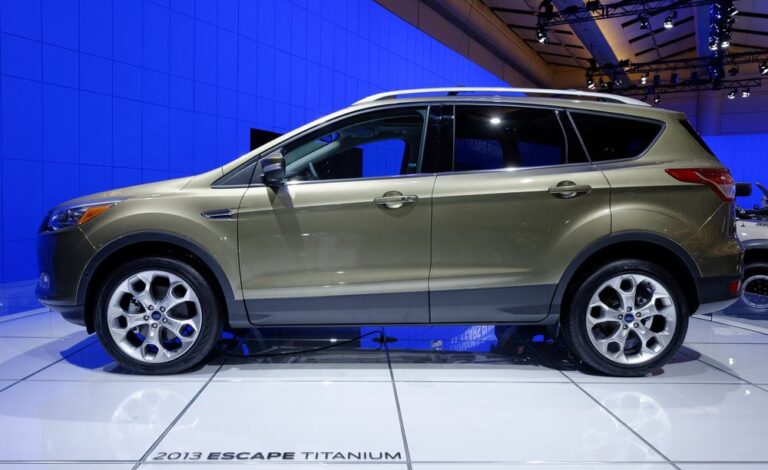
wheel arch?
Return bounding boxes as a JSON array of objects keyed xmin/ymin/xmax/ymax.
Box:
[
  {"xmin": 550, "ymin": 232, "xmax": 701, "ymax": 319},
  {"xmin": 78, "ymin": 231, "xmax": 246, "ymax": 333}
]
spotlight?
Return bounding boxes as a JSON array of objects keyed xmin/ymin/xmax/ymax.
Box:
[
  {"xmin": 536, "ymin": 26, "xmax": 548, "ymax": 43},
  {"xmin": 614, "ymin": 78, "xmax": 623, "ymax": 87},
  {"xmin": 709, "ymin": 38, "xmax": 719, "ymax": 51},
  {"xmin": 761, "ymin": 61, "xmax": 768, "ymax": 75},
  {"xmin": 586, "ymin": 75, "xmax": 595, "ymax": 89},
  {"xmin": 664, "ymin": 11, "xmax": 676, "ymax": 29},
  {"xmin": 721, "ymin": 37, "xmax": 730, "ymax": 48},
  {"xmin": 640, "ymin": 73, "xmax": 648, "ymax": 85},
  {"xmin": 654, "ymin": 95, "xmax": 661, "ymax": 105},
  {"xmin": 742, "ymin": 88, "xmax": 751, "ymax": 98},
  {"xmin": 727, "ymin": 88, "xmax": 737, "ymax": 99},
  {"xmin": 638, "ymin": 15, "xmax": 650, "ymax": 30},
  {"xmin": 585, "ymin": 0, "xmax": 601, "ymax": 13}
]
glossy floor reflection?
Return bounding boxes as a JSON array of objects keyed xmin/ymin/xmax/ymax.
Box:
[{"xmin": 1, "ymin": 310, "xmax": 768, "ymax": 468}]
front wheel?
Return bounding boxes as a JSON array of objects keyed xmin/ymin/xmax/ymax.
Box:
[
  {"xmin": 561, "ymin": 259, "xmax": 688, "ymax": 377},
  {"xmin": 94, "ymin": 257, "xmax": 223, "ymax": 374}
]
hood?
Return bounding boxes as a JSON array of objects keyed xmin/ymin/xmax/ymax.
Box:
[{"xmin": 52, "ymin": 176, "xmax": 195, "ymax": 211}]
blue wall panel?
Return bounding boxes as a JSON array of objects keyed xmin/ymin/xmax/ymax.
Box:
[
  {"xmin": 704, "ymin": 133, "xmax": 768, "ymax": 210},
  {"xmin": 0, "ymin": 0, "xmax": 507, "ymax": 284}
]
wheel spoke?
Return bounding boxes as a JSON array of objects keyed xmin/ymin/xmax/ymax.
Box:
[
  {"xmin": 589, "ymin": 300, "xmax": 621, "ymax": 318},
  {"xmin": 163, "ymin": 317, "xmax": 197, "ymax": 343},
  {"xmin": 160, "ymin": 281, "xmax": 192, "ymax": 312}
]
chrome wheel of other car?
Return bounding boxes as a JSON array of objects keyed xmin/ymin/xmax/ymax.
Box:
[
  {"xmin": 106, "ymin": 270, "xmax": 202, "ymax": 363},
  {"xmin": 585, "ymin": 274, "xmax": 677, "ymax": 365},
  {"xmin": 742, "ymin": 274, "xmax": 768, "ymax": 309}
]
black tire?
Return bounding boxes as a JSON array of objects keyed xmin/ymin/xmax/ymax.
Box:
[
  {"xmin": 94, "ymin": 257, "xmax": 223, "ymax": 374},
  {"xmin": 739, "ymin": 261, "xmax": 768, "ymax": 312},
  {"xmin": 561, "ymin": 259, "xmax": 689, "ymax": 377}
]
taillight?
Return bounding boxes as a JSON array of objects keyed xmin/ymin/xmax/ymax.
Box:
[{"xmin": 665, "ymin": 168, "xmax": 735, "ymax": 202}]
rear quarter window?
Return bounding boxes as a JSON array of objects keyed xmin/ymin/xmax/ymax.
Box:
[{"xmin": 570, "ymin": 112, "xmax": 663, "ymax": 162}]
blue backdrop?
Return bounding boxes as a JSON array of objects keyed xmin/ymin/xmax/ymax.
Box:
[
  {"xmin": 0, "ymin": 0, "xmax": 508, "ymax": 285},
  {"xmin": 704, "ymin": 134, "xmax": 768, "ymax": 210}
]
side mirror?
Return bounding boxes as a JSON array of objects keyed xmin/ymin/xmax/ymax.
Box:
[
  {"xmin": 258, "ymin": 151, "xmax": 285, "ymax": 187},
  {"xmin": 735, "ymin": 182, "xmax": 752, "ymax": 198}
]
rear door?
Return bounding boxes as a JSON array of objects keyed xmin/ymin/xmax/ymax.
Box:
[{"xmin": 429, "ymin": 104, "xmax": 611, "ymax": 323}]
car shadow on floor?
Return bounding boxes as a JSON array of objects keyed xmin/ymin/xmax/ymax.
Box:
[{"xmin": 57, "ymin": 325, "xmax": 703, "ymax": 380}]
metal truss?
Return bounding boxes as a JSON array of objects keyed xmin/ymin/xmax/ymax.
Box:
[
  {"xmin": 539, "ymin": 0, "xmax": 717, "ymax": 27},
  {"xmin": 595, "ymin": 50, "xmax": 768, "ymax": 76},
  {"xmin": 607, "ymin": 77, "xmax": 762, "ymax": 96}
]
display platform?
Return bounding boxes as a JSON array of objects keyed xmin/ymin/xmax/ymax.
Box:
[{"xmin": 1, "ymin": 308, "xmax": 768, "ymax": 469}]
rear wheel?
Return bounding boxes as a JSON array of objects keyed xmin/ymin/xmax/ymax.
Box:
[
  {"xmin": 561, "ymin": 259, "xmax": 688, "ymax": 376},
  {"xmin": 94, "ymin": 257, "xmax": 223, "ymax": 374}
]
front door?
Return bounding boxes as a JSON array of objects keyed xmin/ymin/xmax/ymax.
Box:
[
  {"xmin": 238, "ymin": 106, "xmax": 435, "ymax": 325},
  {"xmin": 429, "ymin": 104, "xmax": 611, "ymax": 323}
]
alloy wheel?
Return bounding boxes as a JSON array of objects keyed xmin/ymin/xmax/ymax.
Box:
[
  {"xmin": 585, "ymin": 274, "xmax": 677, "ymax": 365},
  {"xmin": 106, "ymin": 270, "xmax": 202, "ymax": 363}
]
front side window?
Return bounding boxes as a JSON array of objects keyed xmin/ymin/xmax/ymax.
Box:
[
  {"xmin": 452, "ymin": 106, "xmax": 568, "ymax": 171},
  {"xmin": 282, "ymin": 108, "xmax": 426, "ymax": 182},
  {"xmin": 570, "ymin": 112, "xmax": 663, "ymax": 161}
]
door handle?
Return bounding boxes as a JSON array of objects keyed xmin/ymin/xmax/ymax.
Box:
[
  {"xmin": 548, "ymin": 181, "xmax": 592, "ymax": 199},
  {"xmin": 374, "ymin": 192, "xmax": 418, "ymax": 209}
]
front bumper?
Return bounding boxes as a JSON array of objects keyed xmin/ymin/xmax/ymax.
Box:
[{"xmin": 36, "ymin": 227, "xmax": 96, "ymax": 326}]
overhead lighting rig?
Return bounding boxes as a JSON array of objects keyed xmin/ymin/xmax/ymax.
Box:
[
  {"xmin": 537, "ymin": 0, "xmax": 722, "ymax": 27},
  {"xmin": 709, "ymin": 0, "xmax": 737, "ymax": 51},
  {"xmin": 614, "ymin": 78, "xmax": 762, "ymax": 100},
  {"xmin": 593, "ymin": 50, "xmax": 768, "ymax": 78}
]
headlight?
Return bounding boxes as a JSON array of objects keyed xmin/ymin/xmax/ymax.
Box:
[{"xmin": 45, "ymin": 201, "xmax": 121, "ymax": 232}]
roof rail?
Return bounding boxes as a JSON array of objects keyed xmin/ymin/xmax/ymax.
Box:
[{"xmin": 353, "ymin": 87, "xmax": 651, "ymax": 107}]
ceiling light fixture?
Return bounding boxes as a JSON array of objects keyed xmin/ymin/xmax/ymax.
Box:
[
  {"xmin": 727, "ymin": 88, "xmax": 737, "ymax": 99},
  {"xmin": 536, "ymin": 26, "xmax": 548, "ymax": 44},
  {"xmin": 742, "ymin": 88, "xmax": 751, "ymax": 98},
  {"xmin": 664, "ymin": 11, "xmax": 676, "ymax": 29},
  {"xmin": 640, "ymin": 73, "xmax": 648, "ymax": 85}
]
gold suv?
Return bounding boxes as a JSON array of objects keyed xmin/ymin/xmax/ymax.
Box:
[{"xmin": 36, "ymin": 88, "xmax": 743, "ymax": 375}]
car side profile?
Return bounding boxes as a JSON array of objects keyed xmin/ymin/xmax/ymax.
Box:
[{"xmin": 36, "ymin": 87, "xmax": 743, "ymax": 376}]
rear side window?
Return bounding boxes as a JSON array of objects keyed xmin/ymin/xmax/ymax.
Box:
[
  {"xmin": 453, "ymin": 106, "xmax": 567, "ymax": 171},
  {"xmin": 570, "ymin": 112, "xmax": 663, "ymax": 161}
]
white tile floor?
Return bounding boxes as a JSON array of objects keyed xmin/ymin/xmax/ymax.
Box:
[{"xmin": 1, "ymin": 310, "xmax": 768, "ymax": 469}]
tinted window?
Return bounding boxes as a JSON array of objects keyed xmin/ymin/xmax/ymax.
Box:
[
  {"xmin": 571, "ymin": 112, "xmax": 663, "ymax": 161},
  {"xmin": 282, "ymin": 108, "xmax": 425, "ymax": 182},
  {"xmin": 453, "ymin": 106, "xmax": 566, "ymax": 171}
]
